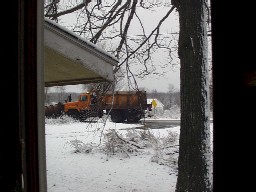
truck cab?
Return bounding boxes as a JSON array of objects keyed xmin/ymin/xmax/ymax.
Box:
[
  {"xmin": 64, "ymin": 93, "xmax": 91, "ymax": 112},
  {"xmin": 63, "ymin": 92, "xmax": 102, "ymax": 121}
]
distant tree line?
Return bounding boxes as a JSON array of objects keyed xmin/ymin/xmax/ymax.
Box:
[
  {"xmin": 45, "ymin": 91, "xmax": 81, "ymax": 105},
  {"xmin": 44, "ymin": 85, "xmax": 213, "ymax": 112},
  {"xmin": 146, "ymin": 81, "xmax": 213, "ymax": 111},
  {"xmin": 146, "ymin": 90, "xmax": 181, "ymax": 109},
  {"xmin": 45, "ymin": 85, "xmax": 180, "ymax": 110}
]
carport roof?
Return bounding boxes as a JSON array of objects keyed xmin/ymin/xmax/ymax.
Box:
[{"xmin": 44, "ymin": 18, "xmax": 118, "ymax": 87}]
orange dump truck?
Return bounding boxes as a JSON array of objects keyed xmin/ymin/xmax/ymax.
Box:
[{"xmin": 45, "ymin": 90, "xmax": 151, "ymax": 123}]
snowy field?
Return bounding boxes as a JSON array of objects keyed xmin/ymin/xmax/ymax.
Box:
[{"xmin": 45, "ymin": 112, "xmax": 213, "ymax": 192}]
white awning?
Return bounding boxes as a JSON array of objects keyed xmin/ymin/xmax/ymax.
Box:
[{"xmin": 44, "ymin": 18, "xmax": 118, "ymax": 87}]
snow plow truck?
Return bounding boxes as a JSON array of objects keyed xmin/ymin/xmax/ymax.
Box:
[{"xmin": 45, "ymin": 90, "xmax": 152, "ymax": 123}]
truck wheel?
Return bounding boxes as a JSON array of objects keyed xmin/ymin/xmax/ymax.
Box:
[
  {"xmin": 67, "ymin": 110, "xmax": 80, "ymax": 121},
  {"xmin": 127, "ymin": 109, "xmax": 141, "ymax": 123},
  {"xmin": 127, "ymin": 116, "xmax": 140, "ymax": 123},
  {"xmin": 79, "ymin": 111, "xmax": 88, "ymax": 122},
  {"xmin": 111, "ymin": 110, "xmax": 125, "ymax": 123},
  {"xmin": 98, "ymin": 110, "xmax": 103, "ymax": 118}
]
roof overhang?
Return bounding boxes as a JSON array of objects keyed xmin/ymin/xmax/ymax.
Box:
[{"xmin": 44, "ymin": 19, "xmax": 119, "ymax": 87}]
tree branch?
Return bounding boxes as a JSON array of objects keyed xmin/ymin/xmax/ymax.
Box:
[
  {"xmin": 45, "ymin": 1, "xmax": 91, "ymax": 18},
  {"xmin": 114, "ymin": 5, "xmax": 176, "ymax": 73}
]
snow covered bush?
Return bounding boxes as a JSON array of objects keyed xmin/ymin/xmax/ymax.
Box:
[
  {"xmin": 150, "ymin": 130, "xmax": 179, "ymax": 167},
  {"xmin": 102, "ymin": 129, "xmax": 141, "ymax": 158},
  {"xmin": 45, "ymin": 114, "xmax": 79, "ymax": 125},
  {"xmin": 67, "ymin": 139, "xmax": 94, "ymax": 153},
  {"xmin": 162, "ymin": 105, "xmax": 181, "ymax": 119}
]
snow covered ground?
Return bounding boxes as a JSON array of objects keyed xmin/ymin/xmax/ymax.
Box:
[{"xmin": 45, "ymin": 109, "xmax": 213, "ymax": 192}]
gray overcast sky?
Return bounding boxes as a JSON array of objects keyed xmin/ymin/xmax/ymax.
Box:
[
  {"xmin": 57, "ymin": 2, "xmax": 180, "ymax": 93},
  {"xmin": 126, "ymin": 5, "xmax": 180, "ymax": 92}
]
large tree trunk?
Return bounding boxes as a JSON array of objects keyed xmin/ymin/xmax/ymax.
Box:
[{"xmin": 172, "ymin": 0, "xmax": 213, "ymax": 191}]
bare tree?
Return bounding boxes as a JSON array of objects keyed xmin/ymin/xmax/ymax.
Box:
[
  {"xmin": 44, "ymin": 0, "xmax": 179, "ymax": 90},
  {"xmin": 172, "ymin": 0, "xmax": 213, "ymax": 191},
  {"xmin": 54, "ymin": 86, "xmax": 66, "ymax": 102},
  {"xmin": 167, "ymin": 83, "xmax": 175, "ymax": 108},
  {"xmin": 44, "ymin": 87, "xmax": 50, "ymax": 105}
]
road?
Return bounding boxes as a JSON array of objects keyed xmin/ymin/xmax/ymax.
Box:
[
  {"xmin": 120, "ymin": 118, "xmax": 213, "ymax": 130},
  {"xmin": 139, "ymin": 119, "xmax": 181, "ymax": 129},
  {"xmin": 134, "ymin": 119, "xmax": 213, "ymax": 130}
]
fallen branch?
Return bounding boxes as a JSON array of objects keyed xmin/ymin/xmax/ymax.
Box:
[{"xmin": 114, "ymin": 131, "xmax": 144, "ymax": 149}]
